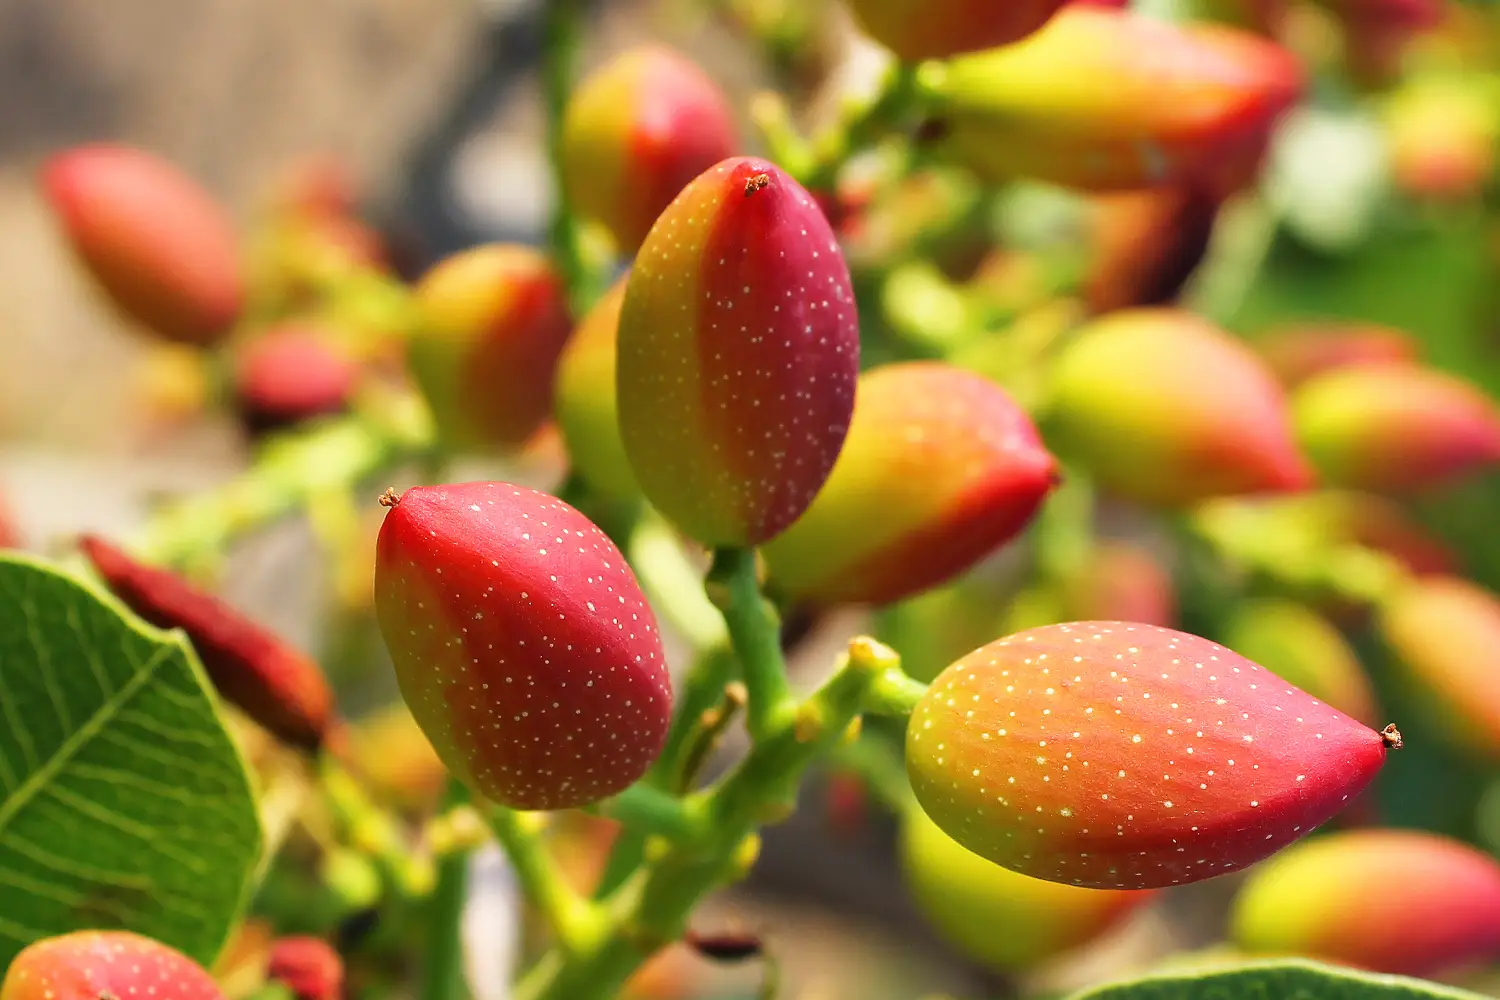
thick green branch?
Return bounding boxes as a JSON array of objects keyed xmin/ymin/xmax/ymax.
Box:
[
  {"xmin": 707, "ymin": 548, "xmax": 795, "ymax": 741},
  {"xmin": 424, "ymin": 781, "xmax": 473, "ymax": 1000}
]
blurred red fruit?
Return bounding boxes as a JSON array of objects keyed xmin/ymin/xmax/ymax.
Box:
[
  {"xmin": 81, "ymin": 534, "xmax": 335, "ymax": 751},
  {"xmin": 762, "ymin": 363, "xmax": 1057, "ymax": 606},
  {"xmin": 267, "ymin": 937, "xmax": 343, "ymax": 1000},
  {"xmin": 562, "ymin": 46, "xmax": 737, "ymax": 253},
  {"xmin": 43, "ymin": 144, "xmax": 243, "ymax": 345},
  {"xmin": 617, "ymin": 157, "xmax": 859, "ymax": 546},
  {"xmin": 1085, "ymin": 186, "xmax": 1221, "ymax": 314},
  {"xmin": 1293, "ymin": 363, "xmax": 1500, "ymax": 494},
  {"xmin": 410, "ymin": 245, "xmax": 573, "ymax": 453},
  {"xmin": 1256, "ymin": 322, "xmax": 1419, "ymax": 388},
  {"xmin": 845, "ymin": 0, "xmax": 1069, "ymax": 61},
  {"xmin": 1231, "ymin": 829, "xmax": 1500, "ymax": 976},
  {"xmin": 2, "ymin": 931, "xmax": 225, "ymax": 1000},
  {"xmin": 1044, "ymin": 309, "xmax": 1311, "ymax": 506},
  {"xmin": 1384, "ymin": 76, "xmax": 1498, "ymax": 201},
  {"xmin": 907, "ymin": 622, "xmax": 1393, "ymax": 889},
  {"xmin": 1063, "ymin": 542, "xmax": 1178, "ymax": 627},
  {"xmin": 920, "ymin": 7, "xmax": 1303, "ymax": 194},
  {"xmin": 233, "ymin": 324, "xmax": 359, "ymax": 434}
]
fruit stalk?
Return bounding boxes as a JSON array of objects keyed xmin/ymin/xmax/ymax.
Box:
[
  {"xmin": 542, "ymin": 0, "xmax": 592, "ymax": 313},
  {"xmin": 707, "ymin": 547, "xmax": 795, "ymax": 740},
  {"xmin": 425, "ymin": 783, "xmax": 475, "ymax": 1000},
  {"xmin": 482, "ymin": 805, "xmax": 601, "ymax": 952}
]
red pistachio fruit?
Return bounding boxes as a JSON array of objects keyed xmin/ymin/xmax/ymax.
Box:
[
  {"xmin": 617, "ymin": 157, "xmax": 859, "ymax": 547},
  {"xmin": 410, "ymin": 245, "xmax": 573, "ymax": 452},
  {"xmin": 1084, "ymin": 186, "xmax": 1221, "ymax": 314},
  {"xmin": 232, "ymin": 324, "xmax": 359, "ymax": 434},
  {"xmin": 920, "ymin": 7, "xmax": 1302, "ymax": 194},
  {"xmin": 267, "ymin": 937, "xmax": 343, "ymax": 1000},
  {"xmin": 554, "ymin": 277, "xmax": 638, "ymax": 500},
  {"xmin": 1293, "ymin": 363, "xmax": 1500, "ymax": 494},
  {"xmin": 1230, "ymin": 830, "xmax": 1500, "ymax": 976},
  {"xmin": 80, "ymin": 535, "xmax": 334, "ymax": 751},
  {"xmin": 1256, "ymin": 321, "xmax": 1419, "ymax": 388},
  {"xmin": 1220, "ymin": 598, "xmax": 1379, "ymax": 725},
  {"xmin": 846, "ymin": 0, "xmax": 1068, "ymax": 62},
  {"xmin": 1378, "ymin": 576, "xmax": 1500, "ymax": 759},
  {"xmin": 562, "ymin": 46, "xmax": 737, "ymax": 253},
  {"xmin": 43, "ymin": 144, "xmax": 243, "ymax": 346},
  {"xmin": 906, "ymin": 622, "xmax": 1395, "ymax": 889},
  {"xmin": 1062, "ymin": 542, "xmax": 1178, "ymax": 628},
  {"xmin": 1043, "ymin": 309, "xmax": 1311, "ymax": 507},
  {"xmin": 1, "ymin": 930, "xmax": 225, "ymax": 1000},
  {"xmin": 373, "ymin": 482, "xmax": 672, "ymax": 809},
  {"xmin": 761, "ymin": 363, "xmax": 1057, "ymax": 606},
  {"xmin": 1384, "ymin": 76, "xmax": 1498, "ymax": 201},
  {"xmin": 902, "ymin": 801, "xmax": 1153, "ymax": 972}
]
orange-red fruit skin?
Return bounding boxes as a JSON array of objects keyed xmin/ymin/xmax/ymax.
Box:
[
  {"xmin": 233, "ymin": 325, "xmax": 359, "ymax": 434},
  {"xmin": 761, "ymin": 363, "xmax": 1057, "ymax": 606},
  {"xmin": 267, "ymin": 937, "xmax": 343, "ymax": 1000},
  {"xmin": 1230, "ymin": 830, "xmax": 1500, "ymax": 977},
  {"xmin": 374, "ymin": 483, "xmax": 672, "ymax": 810},
  {"xmin": 846, "ymin": 0, "xmax": 1069, "ymax": 61},
  {"xmin": 43, "ymin": 144, "xmax": 243, "ymax": 346},
  {"xmin": 907, "ymin": 622, "xmax": 1389, "ymax": 889},
  {"xmin": 617, "ymin": 157, "xmax": 859, "ymax": 546},
  {"xmin": 1, "ymin": 930, "xmax": 226, "ymax": 1000},
  {"xmin": 562, "ymin": 46, "xmax": 737, "ymax": 253},
  {"xmin": 410, "ymin": 246, "xmax": 573, "ymax": 452},
  {"xmin": 80, "ymin": 535, "xmax": 334, "ymax": 751},
  {"xmin": 1257, "ymin": 322, "xmax": 1419, "ymax": 388}
]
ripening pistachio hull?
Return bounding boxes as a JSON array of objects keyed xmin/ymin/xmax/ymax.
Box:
[
  {"xmin": 43, "ymin": 145, "xmax": 243, "ymax": 345},
  {"xmin": 1084, "ymin": 187, "xmax": 1221, "ymax": 314},
  {"xmin": 846, "ymin": 0, "xmax": 1068, "ymax": 61},
  {"xmin": 617, "ymin": 157, "xmax": 860, "ymax": 546},
  {"xmin": 902, "ymin": 802, "xmax": 1153, "ymax": 972},
  {"xmin": 1384, "ymin": 76, "xmax": 1498, "ymax": 200},
  {"xmin": 1293, "ymin": 363, "xmax": 1500, "ymax": 494},
  {"xmin": 1378, "ymin": 576, "xmax": 1500, "ymax": 759},
  {"xmin": 1062, "ymin": 542, "xmax": 1178, "ymax": 627},
  {"xmin": 554, "ymin": 278, "xmax": 638, "ymax": 500},
  {"xmin": 1230, "ymin": 830, "xmax": 1500, "ymax": 976},
  {"xmin": 411, "ymin": 245, "xmax": 573, "ymax": 453},
  {"xmin": 762, "ymin": 363, "xmax": 1057, "ymax": 606},
  {"xmin": 907, "ymin": 623, "xmax": 1391, "ymax": 889},
  {"xmin": 1043, "ymin": 309, "xmax": 1311, "ymax": 506},
  {"xmin": 1256, "ymin": 322, "xmax": 1418, "ymax": 388},
  {"xmin": 920, "ymin": 7, "xmax": 1302, "ymax": 193},
  {"xmin": 1, "ymin": 931, "xmax": 227, "ymax": 1000},
  {"xmin": 561, "ymin": 46, "xmax": 737, "ymax": 253},
  {"xmin": 1221, "ymin": 599, "xmax": 1379, "ymax": 725}
]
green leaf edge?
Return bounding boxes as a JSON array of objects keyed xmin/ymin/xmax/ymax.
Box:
[
  {"xmin": 0, "ymin": 550, "xmax": 265, "ymax": 964},
  {"xmin": 1067, "ymin": 958, "xmax": 1488, "ymax": 1000}
]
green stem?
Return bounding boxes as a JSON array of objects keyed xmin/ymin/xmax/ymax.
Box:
[
  {"xmin": 132, "ymin": 402, "xmax": 432, "ymax": 569},
  {"xmin": 589, "ymin": 783, "xmax": 705, "ymax": 841},
  {"xmin": 516, "ymin": 637, "xmax": 895, "ymax": 1000},
  {"xmin": 482, "ymin": 805, "xmax": 601, "ymax": 952},
  {"xmin": 861, "ymin": 667, "xmax": 928, "ymax": 718},
  {"xmin": 707, "ymin": 548, "xmax": 795, "ymax": 741},
  {"xmin": 425, "ymin": 781, "xmax": 473, "ymax": 1000},
  {"xmin": 543, "ymin": 0, "xmax": 591, "ymax": 314},
  {"xmin": 799, "ymin": 62, "xmax": 922, "ymax": 193}
]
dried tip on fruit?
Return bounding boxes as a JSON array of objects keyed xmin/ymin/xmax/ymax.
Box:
[
  {"xmin": 410, "ymin": 245, "xmax": 572, "ymax": 453},
  {"xmin": 1256, "ymin": 322, "xmax": 1420, "ymax": 388},
  {"xmin": 1043, "ymin": 309, "xmax": 1310, "ymax": 506},
  {"xmin": 374, "ymin": 482, "xmax": 672, "ymax": 809},
  {"xmin": 42, "ymin": 144, "xmax": 243, "ymax": 346},
  {"xmin": 684, "ymin": 927, "xmax": 764, "ymax": 963},
  {"xmin": 79, "ymin": 534, "xmax": 335, "ymax": 751},
  {"xmin": 1293, "ymin": 363, "xmax": 1500, "ymax": 494},
  {"xmin": 847, "ymin": 0, "xmax": 1070, "ymax": 61},
  {"xmin": 902, "ymin": 801, "xmax": 1153, "ymax": 972},
  {"xmin": 907, "ymin": 622, "xmax": 1390, "ymax": 889},
  {"xmin": 379, "ymin": 487, "xmax": 400, "ymax": 507},
  {"xmin": 1377, "ymin": 575, "xmax": 1500, "ymax": 760},
  {"xmin": 561, "ymin": 45, "xmax": 737, "ymax": 253},
  {"xmin": 617, "ymin": 156, "xmax": 859, "ymax": 546},
  {"xmin": 1380, "ymin": 723, "xmax": 1403, "ymax": 748},
  {"xmin": 553, "ymin": 277, "xmax": 639, "ymax": 501},
  {"xmin": 232, "ymin": 324, "xmax": 360, "ymax": 435},
  {"xmin": 763, "ymin": 362, "xmax": 1057, "ymax": 606},
  {"xmin": 0, "ymin": 930, "xmax": 226, "ymax": 1000},
  {"xmin": 922, "ymin": 7, "xmax": 1302, "ymax": 194},
  {"xmin": 1230, "ymin": 829, "xmax": 1500, "ymax": 976},
  {"xmin": 266, "ymin": 937, "xmax": 343, "ymax": 1000}
]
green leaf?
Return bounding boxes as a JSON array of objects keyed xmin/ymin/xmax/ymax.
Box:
[
  {"xmin": 0, "ymin": 552, "xmax": 262, "ymax": 969},
  {"xmin": 1068, "ymin": 959, "xmax": 1488, "ymax": 1000}
]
